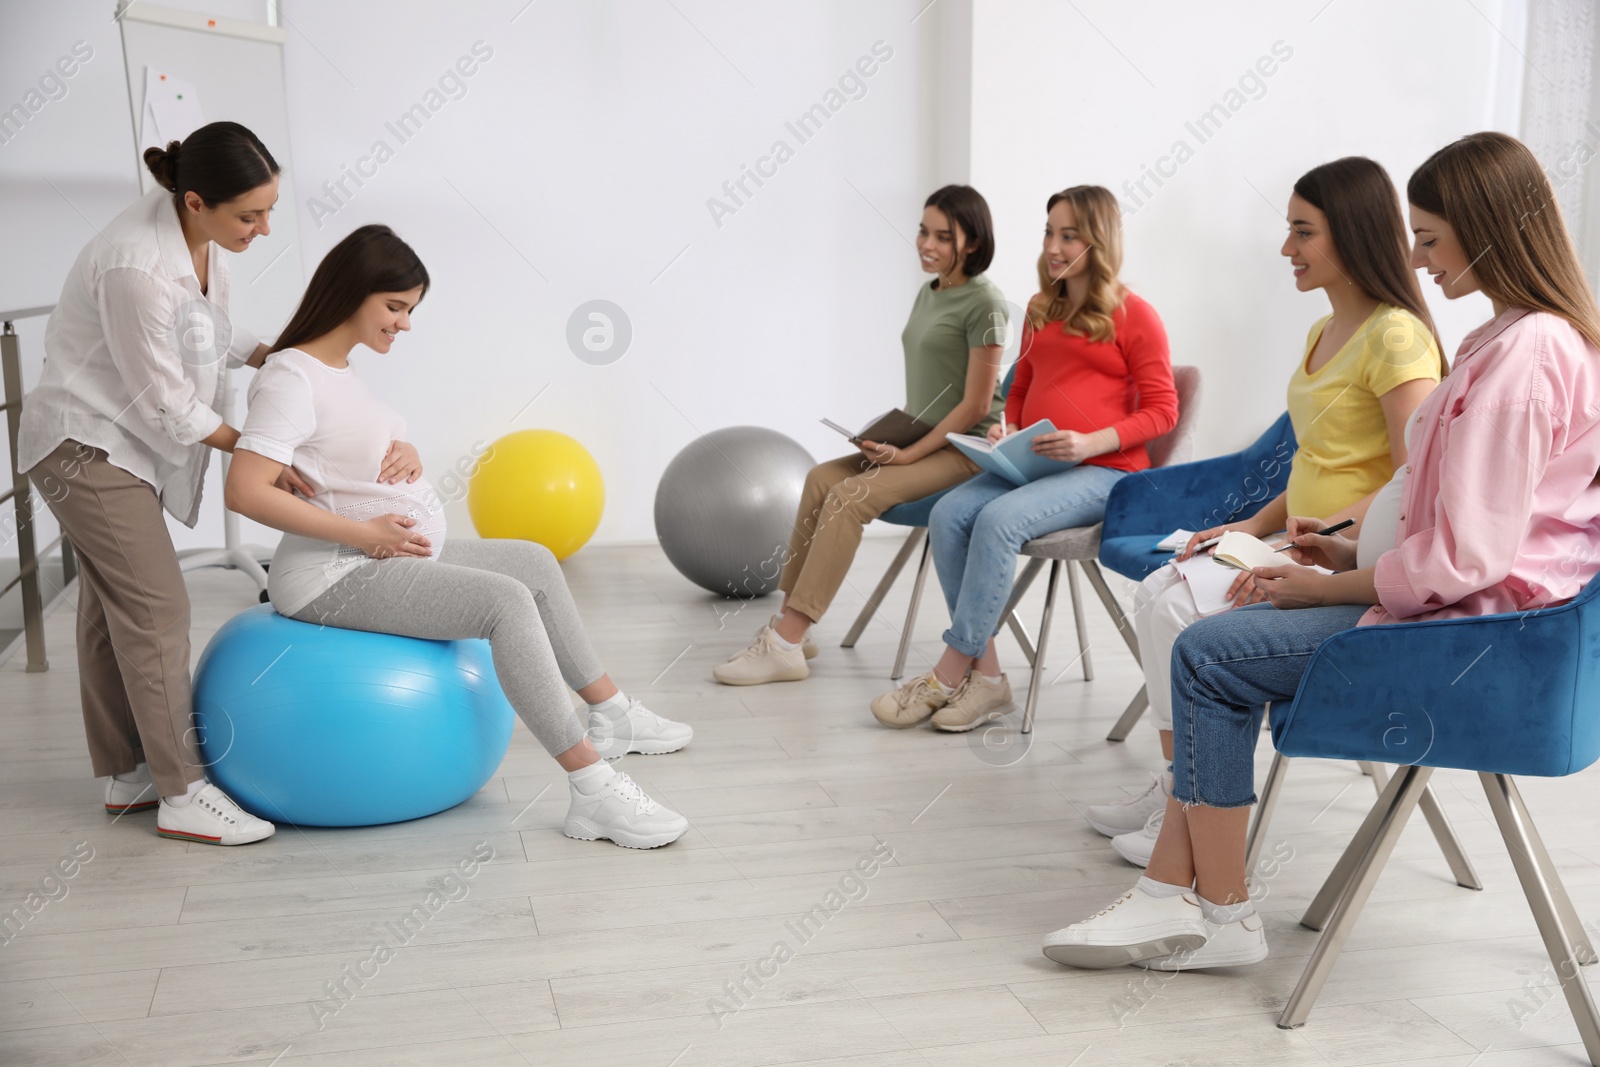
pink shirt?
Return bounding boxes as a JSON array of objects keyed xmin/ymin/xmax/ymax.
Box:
[{"xmin": 1361, "ymin": 309, "xmax": 1600, "ymax": 626}]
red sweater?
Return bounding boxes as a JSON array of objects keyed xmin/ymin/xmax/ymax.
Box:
[{"xmin": 1005, "ymin": 291, "xmax": 1178, "ymax": 472}]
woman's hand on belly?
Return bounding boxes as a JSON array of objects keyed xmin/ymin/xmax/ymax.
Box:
[
  {"xmin": 379, "ymin": 440, "xmax": 423, "ymax": 484},
  {"xmin": 352, "ymin": 514, "xmax": 434, "ymax": 560}
]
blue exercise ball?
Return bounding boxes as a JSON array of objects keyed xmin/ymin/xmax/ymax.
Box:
[{"xmin": 192, "ymin": 605, "xmax": 516, "ymax": 827}]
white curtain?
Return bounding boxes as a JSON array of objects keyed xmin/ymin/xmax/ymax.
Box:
[{"xmin": 1520, "ymin": 0, "xmax": 1600, "ymax": 288}]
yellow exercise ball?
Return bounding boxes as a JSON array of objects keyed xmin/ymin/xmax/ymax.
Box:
[{"xmin": 467, "ymin": 430, "xmax": 604, "ymax": 560}]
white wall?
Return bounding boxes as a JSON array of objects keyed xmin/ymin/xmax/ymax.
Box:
[
  {"xmin": 277, "ymin": 0, "xmax": 935, "ymax": 547},
  {"xmin": 968, "ymin": 0, "xmax": 1515, "ymax": 459}
]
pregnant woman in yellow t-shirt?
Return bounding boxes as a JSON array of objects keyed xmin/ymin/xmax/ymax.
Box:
[{"xmin": 1083, "ymin": 156, "xmax": 1447, "ymax": 864}]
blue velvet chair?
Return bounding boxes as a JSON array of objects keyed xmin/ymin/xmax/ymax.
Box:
[
  {"xmin": 840, "ymin": 366, "xmax": 1020, "ymax": 680},
  {"xmin": 1091, "ymin": 411, "xmax": 1298, "ymax": 740},
  {"xmin": 1267, "ymin": 579, "xmax": 1600, "ymax": 1059}
]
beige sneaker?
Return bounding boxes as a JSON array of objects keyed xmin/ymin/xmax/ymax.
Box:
[
  {"xmin": 931, "ymin": 671, "xmax": 1015, "ymax": 732},
  {"xmin": 770, "ymin": 614, "xmax": 818, "ymax": 660},
  {"xmin": 713, "ymin": 625, "xmax": 809, "ymax": 686},
  {"xmin": 870, "ymin": 672, "xmax": 954, "ymax": 728}
]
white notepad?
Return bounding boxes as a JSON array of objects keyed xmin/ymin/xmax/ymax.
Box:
[{"xmin": 1173, "ymin": 552, "xmax": 1240, "ymax": 616}]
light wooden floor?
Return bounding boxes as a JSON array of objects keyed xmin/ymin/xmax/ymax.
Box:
[{"xmin": 2, "ymin": 538, "xmax": 1598, "ymax": 1067}]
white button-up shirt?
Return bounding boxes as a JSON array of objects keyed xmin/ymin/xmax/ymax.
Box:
[{"xmin": 18, "ymin": 188, "xmax": 259, "ymax": 527}]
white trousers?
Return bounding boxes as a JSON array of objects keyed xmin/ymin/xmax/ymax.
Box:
[{"xmin": 1130, "ymin": 562, "xmax": 1204, "ymax": 732}]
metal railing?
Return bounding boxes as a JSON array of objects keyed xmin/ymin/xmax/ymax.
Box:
[{"xmin": 2, "ymin": 306, "xmax": 73, "ymax": 672}]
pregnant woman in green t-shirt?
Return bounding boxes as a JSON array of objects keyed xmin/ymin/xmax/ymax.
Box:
[{"xmin": 713, "ymin": 185, "xmax": 1009, "ymax": 686}]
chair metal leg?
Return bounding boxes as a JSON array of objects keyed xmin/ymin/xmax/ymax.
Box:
[
  {"xmin": 1279, "ymin": 765, "xmax": 1433, "ymax": 1029},
  {"xmin": 1245, "ymin": 751, "xmax": 1291, "ymax": 876},
  {"xmin": 1416, "ymin": 781, "xmax": 1483, "ymax": 891},
  {"xmin": 890, "ymin": 536, "xmax": 933, "ymax": 681},
  {"xmin": 1021, "ymin": 561, "xmax": 1063, "ymax": 735},
  {"xmin": 1105, "ymin": 685, "xmax": 1148, "ymax": 742},
  {"xmin": 1502, "ymin": 775, "xmax": 1598, "ymax": 967},
  {"xmin": 1004, "ymin": 557, "xmax": 1046, "ymax": 613},
  {"xmin": 1361, "ymin": 763, "xmax": 1481, "ymax": 890},
  {"xmin": 1065, "ymin": 561, "xmax": 1093, "ymax": 681},
  {"xmin": 1080, "ymin": 560, "xmax": 1146, "ymax": 739},
  {"xmin": 841, "ymin": 528, "xmax": 924, "ymax": 648},
  {"xmin": 1480, "ymin": 773, "xmax": 1600, "ymax": 1064},
  {"xmin": 1301, "ymin": 764, "xmax": 1416, "ymax": 932},
  {"xmin": 1004, "ymin": 612, "xmax": 1037, "ymax": 667},
  {"xmin": 1080, "ymin": 559, "xmax": 1141, "ymax": 663},
  {"xmin": 1002, "ymin": 559, "xmax": 1045, "ymax": 667}
]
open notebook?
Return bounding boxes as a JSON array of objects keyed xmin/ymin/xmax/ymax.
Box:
[
  {"xmin": 944, "ymin": 420, "xmax": 1075, "ymax": 486},
  {"xmin": 820, "ymin": 409, "xmax": 933, "ymax": 450},
  {"xmin": 1209, "ymin": 530, "xmax": 1291, "ymax": 572},
  {"xmin": 1174, "ymin": 531, "xmax": 1309, "ymax": 615}
]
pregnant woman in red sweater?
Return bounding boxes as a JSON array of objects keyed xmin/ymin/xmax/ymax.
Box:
[{"xmin": 871, "ymin": 184, "xmax": 1178, "ymax": 729}]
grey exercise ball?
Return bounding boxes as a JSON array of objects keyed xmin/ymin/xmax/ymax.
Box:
[{"xmin": 655, "ymin": 426, "xmax": 816, "ymax": 597}]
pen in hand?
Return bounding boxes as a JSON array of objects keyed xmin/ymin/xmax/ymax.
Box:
[{"xmin": 1273, "ymin": 517, "xmax": 1355, "ymax": 551}]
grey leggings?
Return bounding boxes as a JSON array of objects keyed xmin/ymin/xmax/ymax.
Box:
[{"xmin": 287, "ymin": 538, "xmax": 605, "ymax": 757}]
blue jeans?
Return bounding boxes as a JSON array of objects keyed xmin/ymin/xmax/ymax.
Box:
[
  {"xmin": 929, "ymin": 466, "xmax": 1128, "ymax": 658},
  {"xmin": 1170, "ymin": 602, "xmax": 1369, "ymax": 808}
]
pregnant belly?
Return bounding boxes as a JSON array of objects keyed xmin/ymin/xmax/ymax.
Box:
[{"xmin": 328, "ymin": 482, "xmax": 448, "ymax": 569}]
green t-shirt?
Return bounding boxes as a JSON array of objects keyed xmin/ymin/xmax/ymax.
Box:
[{"xmin": 901, "ymin": 273, "xmax": 1009, "ymax": 434}]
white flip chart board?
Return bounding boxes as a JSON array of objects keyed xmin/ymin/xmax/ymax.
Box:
[{"xmin": 118, "ymin": 2, "xmax": 305, "ymax": 344}]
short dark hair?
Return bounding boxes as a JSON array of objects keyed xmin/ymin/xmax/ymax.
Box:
[
  {"xmin": 270, "ymin": 225, "xmax": 430, "ymax": 354},
  {"xmin": 143, "ymin": 121, "xmax": 279, "ymax": 209},
  {"xmin": 924, "ymin": 184, "xmax": 996, "ymax": 277}
]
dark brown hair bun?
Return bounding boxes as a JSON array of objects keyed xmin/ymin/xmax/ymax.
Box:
[{"xmin": 142, "ymin": 140, "xmax": 181, "ymax": 191}]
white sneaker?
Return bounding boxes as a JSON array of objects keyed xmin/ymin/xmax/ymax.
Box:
[
  {"xmin": 564, "ymin": 772, "xmax": 688, "ymax": 849},
  {"xmin": 1042, "ymin": 886, "xmax": 1208, "ymax": 968},
  {"xmin": 588, "ymin": 698, "xmax": 693, "ymax": 758},
  {"xmin": 156, "ymin": 784, "xmax": 276, "ymax": 846},
  {"xmin": 1084, "ymin": 771, "xmax": 1171, "ymax": 838},
  {"xmin": 1136, "ymin": 912, "xmax": 1269, "ymax": 971},
  {"xmin": 104, "ymin": 765, "xmax": 158, "ymax": 815},
  {"xmin": 771, "ymin": 614, "xmax": 818, "ymax": 661},
  {"xmin": 713, "ymin": 625, "xmax": 809, "ymax": 686},
  {"xmin": 1111, "ymin": 808, "xmax": 1162, "ymax": 868}
]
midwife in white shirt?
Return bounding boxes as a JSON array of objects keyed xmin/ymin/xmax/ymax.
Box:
[{"xmin": 18, "ymin": 121, "xmax": 297, "ymax": 846}]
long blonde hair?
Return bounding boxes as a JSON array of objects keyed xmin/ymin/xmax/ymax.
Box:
[
  {"xmin": 1408, "ymin": 131, "xmax": 1600, "ymax": 351},
  {"xmin": 1028, "ymin": 185, "xmax": 1126, "ymax": 344}
]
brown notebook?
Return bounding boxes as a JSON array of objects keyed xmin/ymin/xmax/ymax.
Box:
[{"xmin": 820, "ymin": 409, "xmax": 935, "ymax": 449}]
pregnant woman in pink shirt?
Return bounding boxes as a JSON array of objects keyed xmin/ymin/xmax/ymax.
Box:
[
  {"xmin": 1041, "ymin": 131, "xmax": 1600, "ymax": 970},
  {"xmin": 226, "ymin": 225, "xmax": 694, "ymax": 849}
]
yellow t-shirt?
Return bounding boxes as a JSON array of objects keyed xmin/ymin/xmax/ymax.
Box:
[{"xmin": 1284, "ymin": 304, "xmax": 1442, "ymax": 518}]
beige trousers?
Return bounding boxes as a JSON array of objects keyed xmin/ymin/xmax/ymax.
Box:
[
  {"xmin": 27, "ymin": 440, "xmax": 202, "ymax": 796},
  {"xmin": 779, "ymin": 448, "xmax": 979, "ymax": 622}
]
